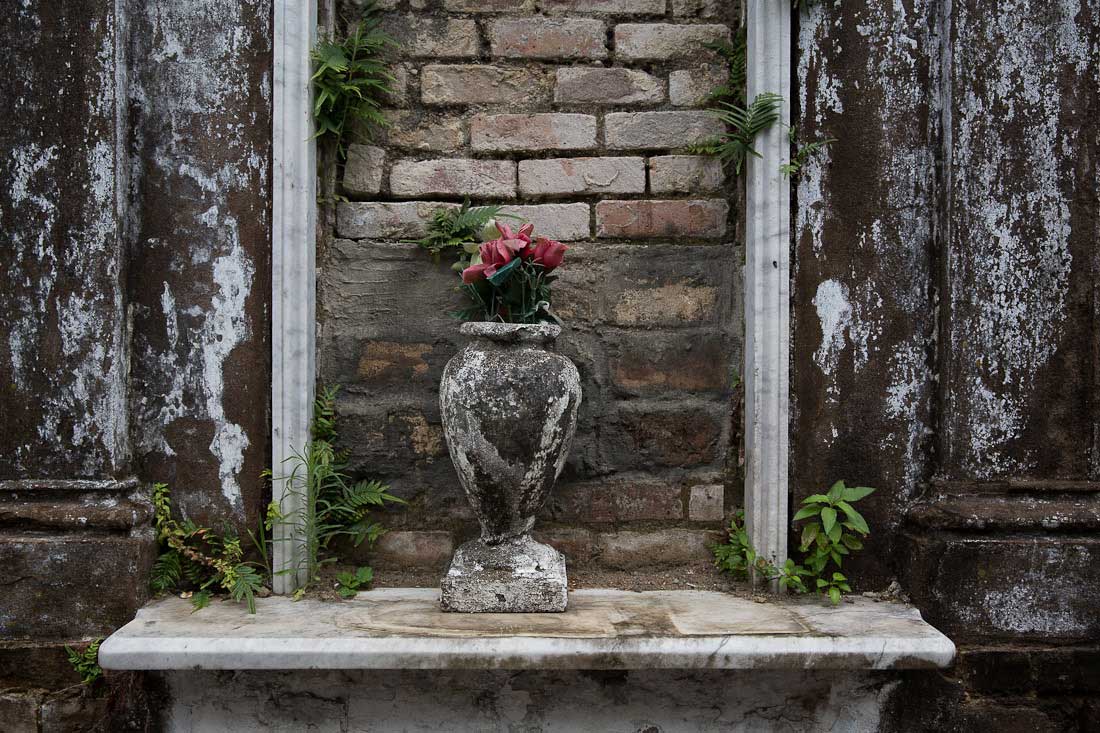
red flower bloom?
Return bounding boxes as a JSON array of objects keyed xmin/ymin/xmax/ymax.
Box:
[
  {"xmin": 529, "ymin": 237, "xmax": 568, "ymax": 271},
  {"xmin": 496, "ymin": 221, "xmax": 534, "ymax": 254},
  {"xmin": 461, "ymin": 238, "xmax": 515, "ymax": 284}
]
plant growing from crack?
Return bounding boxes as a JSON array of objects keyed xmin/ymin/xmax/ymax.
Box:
[
  {"xmin": 311, "ymin": 1, "xmax": 395, "ymax": 159},
  {"xmin": 713, "ymin": 480, "xmax": 875, "ymax": 604},
  {"xmin": 271, "ymin": 386, "xmax": 404, "ymax": 597},
  {"xmin": 65, "ymin": 638, "xmax": 103, "ymax": 686}
]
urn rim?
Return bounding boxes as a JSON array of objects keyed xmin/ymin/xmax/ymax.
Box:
[{"xmin": 459, "ymin": 322, "xmax": 562, "ymax": 344}]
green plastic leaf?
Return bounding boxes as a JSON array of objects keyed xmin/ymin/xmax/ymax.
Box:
[{"xmin": 487, "ymin": 257, "xmax": 520, "ymax": 286}]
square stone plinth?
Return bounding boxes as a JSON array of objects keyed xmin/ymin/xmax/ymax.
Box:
[{"xmin": 441, "ymin": 536, "xmax": 567, "ymax": 613}]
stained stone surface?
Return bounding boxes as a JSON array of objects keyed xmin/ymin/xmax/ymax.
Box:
[
  {"xmin": 441, "ymin": 536, "xmax": 568, "ymax": 613},
  {"xmin": 99, "ymin": 588, "xmax": 956, "ymax": 671},
  {"xmin": 439, "ymin": 322, "xmax": 582, "ymax": 612}
]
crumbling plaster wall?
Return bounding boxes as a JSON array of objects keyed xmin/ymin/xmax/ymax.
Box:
[
  {"xmin": 796, "ymin": 0, "xmax": 1099, "ymax": 727},
  {"xmin": 0, "ymin": 0, "xmax": 272, "ymax": 728}
]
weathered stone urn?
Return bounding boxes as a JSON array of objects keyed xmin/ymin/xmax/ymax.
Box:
[{"xmin": 439, "ymin": 322, "xmax": 582, "ymax": 612}]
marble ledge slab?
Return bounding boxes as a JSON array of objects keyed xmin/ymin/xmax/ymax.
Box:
[{"xmin": 99, "ymin": 588, "xmax": 955, "ymax": 671}]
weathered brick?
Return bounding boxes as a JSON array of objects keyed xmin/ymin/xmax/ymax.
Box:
[
  {"xmin": 380, "ymin": 111, "xmax": 465, "ymax": 152},
  {"xmin": 533, "ymin": 527, "xmax": 596, "ymax": 564},
  {"xmin": 615, "ymin": 23, "xmax": 730, "ymax": 61},
  {"xmin": 669, "ymin": 64, "xmax": 728, "ymax": 107},
  {"xmin": 0, "ymin": 691, "xmax": 38, "ymax": 733},
  {"xmin": 611, "ymin": 280, "xmax": 720, "ymax": 327},
  {"xmin": 382, "ymin": 17, "xmax": 479, "ymax": 58},
  {"xmin": 370, "ymin": 530, "xmax": 455, "ymax": 569},
  {"xmin": 608, "ymin": 404, "xmax": 724, "ymax": 468},
  {"xmin": 547, "ymin": 478, "xmax": 682, "ymax": 522},
  {"xmin": 688, "ymin": 484, "xmax": 724, "ymax": 521},
  {"xmin": 649, "ymin": 155, "xmax": 724, "ymax": 193},
  {"xmin": 336, "ymin": 201, "xmax": 457, "ymax": 239},
  {"xmin": 342, "ymin": 144, "xmax": 385, "ymax": 197},
  {"xmin": 596, "ymin": 199, "xmax": 728, "ymax": 239},
  {"xmin": 421, "ymin": 65, "xmax": 551, "ymax": 106},
  {"xmin": 340, "ymin": 402, "xmax": 448, "ymax": 475},
  {"xmin": 390, "ymin": 158, "xmax": 517, "ymax": 199},
  {"xmin": 498, "ymin": 203, "xmax": 591, "ymax": 241},
  {"xmin": 609, "ymin": 332, "xmax": 730, "ymax": 392},
  {"xmin": 554, "ymin": 67, "xmax": 665, "ymax": 106},
  {"xmin": 443, "ymin": 0, "xmax": 534, "ymax": 11},
  {"xmin": 489, "ymin": 18, "xmax": 607, "ymax": 60},
  {"xmin": 541, "ymin": 0, "xmax": 666, "ymax": 14},
  {"xmin": 358, "ymin": 341, "xmax": 434, "ymax": 384},
  {"xmin": 606, "ymin": 111, "xmax": 725, "ymax": 150},
  {"xmin": 671, "ymin": 0, "xmax": 722, "ymax": 17},
  {"xmin": 519, "ymin": 157, "xmax": 645, "ymax": 196},
  {"xmin": 471, "ymin": 113, "xmax": 597, "ymax": 152},
  {"xmin": 597, "ymin": 529, "xmax": 720, "ymax": 569}
]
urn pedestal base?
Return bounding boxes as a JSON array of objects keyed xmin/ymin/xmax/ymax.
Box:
[{"xmin": 440, "ymin": 535, "xmax": 567, "ymax": 613}]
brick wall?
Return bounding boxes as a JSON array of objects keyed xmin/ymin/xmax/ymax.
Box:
[{"xmin": 322, "ymin": 0, "xmax": 741, "ymax": 571}]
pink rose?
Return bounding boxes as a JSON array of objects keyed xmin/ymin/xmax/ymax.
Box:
[
  {"xmin": 529, "ymin": 237, "xmax": 568, "ymax": 271},
  {"xmin": 496, "ymin": 221, "xmax": 534, "ymax": 255},
  {"xmin": 461, "ymin": 239, "xmax": 514, "ymax": 284}
]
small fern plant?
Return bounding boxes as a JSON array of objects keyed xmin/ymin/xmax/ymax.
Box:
[
  {"xmin": 415, "ymin": 200, "xmax": 517, "ymax": 272},
  {"xmin": 149, "ymin": 483, "xmax": 267, "ymax": 614},
  {"xmin": 65, "ymin": 638, "xmax": 103, "ymax": 686},
  {"xmin": 689, "ymin": 93, "xmax": 783, "ymax": 175},
  {"xmin": 274, "ymin": 386, "xmax": 404, "ymax": 593},
  {"xmin": 311, "ymin": 2, "xmax": 394, "ymax": 158}
]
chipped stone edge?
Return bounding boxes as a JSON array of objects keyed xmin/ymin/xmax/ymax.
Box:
[
  {"xmin": 98, "ymin": 592, "xmax": 956, "ymax": 672},
  {"xmin": 744, "ymin": 0, "xmax": 791, "ymax": 583},
  {"xmin": 271, "ymin": 0, "xmax": 317, "ymax": 593}
]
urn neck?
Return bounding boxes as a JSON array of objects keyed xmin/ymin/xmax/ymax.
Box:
[{"xmin": 460, "ymin": 322, "xmax": 561, "ymax": 345}]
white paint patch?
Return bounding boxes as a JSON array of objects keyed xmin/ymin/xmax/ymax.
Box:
[
  {"xmin": 202, "ymin": 233, "xmax": 255, "ymax": 510},
  {"xmin": 812, "ymin": 279, "xmax": 853, "ymax": 392}
]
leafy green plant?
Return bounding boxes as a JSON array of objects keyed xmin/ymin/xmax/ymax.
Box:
[
  {"xmin": 335, "ymin": 566, "xmax": 374, "ymax": 598},
  {"xmin": 275, "ymin": 386, "xmax": 404, "ymax": 590},
  {"xmin": 712, "ymin": 481, "xmax": 875, "ymax": 604},
  {"xmin": 703, "ymin": 30, "xmax": 747, "ymax": 106},
  {"xmin": 415, "ymin": 200, "xmax": 516, "ymax": 272},
  {"xmin": 781, "ymin": 126, "xmax": 837, "ymax": 177},
  {"xmin": 65, "ymin": 638, "xmax": 103, "ymax": 686},
  {"xmin": 689, "ymin": 93, "xmax": 783, "ymax": 175},
  {"xmin": 793, "ymin": 480, "xmax": 873, "ymax": 577},
  {"xmin": 150, "ymin": 483, "xmax": 267, "ymax": 614},
  {"xmin": 311, "ymin": 2, "xmax": 395, "ymax": 158}
]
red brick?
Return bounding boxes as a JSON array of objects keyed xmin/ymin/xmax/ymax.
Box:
[
  {"xmin": 370, "ymin": 530, "xmax": 455, "ymax": 569},
  {"xmin": 471, "ymin": 113, "xmax": 597, "ymax": 152},
  {"xmin": 649, "ymin": 155, "xmax": 725, "ymax": 193},
  {"xmin": 489, "ymin": 18, "xmax": 607, "ymax": 60},
  {"xmin": 520, "ymin": 157, "xmax": 645, "ymax": 196},
  {"xmin": 533, "ymin": 527, "xmax": 597, "ymax": 564},
  {"xmin": 541, "ymin": 0, "xmax": 665, "ymax": 14},
  {"xmin": 609, "ymin": 333, "xmax": 730, "ymax": 393},
  {"xmin": 605, "ymin": 111, "xmax": 725, "ymax": 150},
  {"xmin": 688, "ymin": 484, "xmax": 725, "ymax": 521},
  {"xmin": 614, "ymin": 23, "xmax": 730, "ymax": 61},
  {"xmin": 611, "ymin": 404, "xmax": 723, "ymax": 468},
  {"xmin": 554, "ymin": 67, "xmax": 665, "ymax": 106},
  {"xmin": 547, "ymin": 478, "xmax": 683, "ymax": 522},
  {"xmin": 595, "ymin": 199, "xmax": 728, "ymax": 239},
  {"xmin": 597, "ymin": 529, "xmax": 721, "ymax": 569},
  {"xmin": 390, "ymin": 158, "xmax": 516, "ymax": 199},
  {"xmin": 382, "ymin": 17, "xmax": 479, "ymax": 58},
  {"xmin": 421, "ymin": 65, "xmax": 551, "ymax": 106}
]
